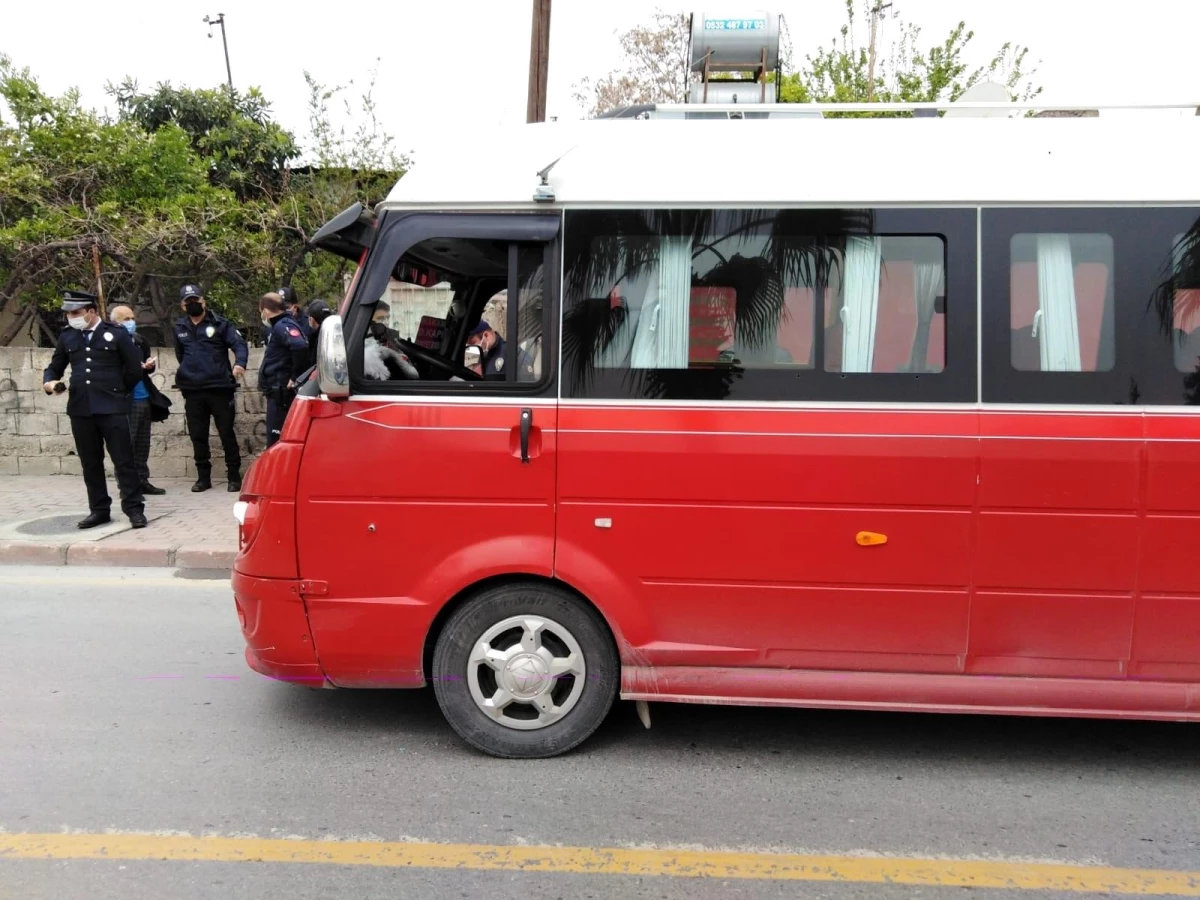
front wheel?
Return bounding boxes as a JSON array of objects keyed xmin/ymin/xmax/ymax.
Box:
[{"xmin": 431, "ymin": 583, "xmax": 618, "ymax": 758}]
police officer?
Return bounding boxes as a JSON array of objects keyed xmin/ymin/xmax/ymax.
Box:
[
  {"xmin": 174, "ymin": 284, "xmax": 248, "ymax": 493},
  {"xmin": 42, "ymin": 291, "xmax": 147, "ymax": 529},
  {"xmin": 279, "ymin": 286, "xmax": 312, "ymax": 342},
  {"xmin": 304, "ymin": 299, "xmax": 333, "ymax": 368},
  {"xmin": 466, "ymin": 320, "xmax": 535, "ymax": 380},
  {"xmin": 258, "ymin": 292, "xmax": 311, "ymax": 447}
]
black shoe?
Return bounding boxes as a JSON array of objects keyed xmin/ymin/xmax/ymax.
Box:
[
  {"xmin": 77, "ymin": 512, "xmax": 111, "ymax": 529},
  {"xmin": 141, "ymin": 483, "xmax": 166, "ymax": 496},
  {"xmin": 227, "ymin": 479, "xmax": 242, "ymax": 493},
  {"xmin": 128, "ymin": 512, "xmax": 148, "ymax": 529},
  {"xmin": 191, "ymin": 480, "xmax": 212, "ymax": 493}
]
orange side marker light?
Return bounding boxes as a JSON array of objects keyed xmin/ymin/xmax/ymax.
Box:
[{"xmin": 856, "ymin": 531, "xmax": 888, "ymax": 546}]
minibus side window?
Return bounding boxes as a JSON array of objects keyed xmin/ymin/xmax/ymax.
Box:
[
  {"xmin": 561, "ymin": 207, "xmax": 973, "ymax": 403},
  {"xmin": 360, "ymin": 237, "xmax": 547, "ymax": 385},
  {"xmin": 980, "ymin": 206, "xmax": 1200, "ymax": 406},
  {"xmin": 1009, "ymin": 233, "xmax": 1115, "ymax": 373}
]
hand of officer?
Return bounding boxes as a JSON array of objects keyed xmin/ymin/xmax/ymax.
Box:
[
  {"xmin": 142, "ymin": 357, "xmax": 157, "ymax": 371},
  {"xmin": 233, "ymin": 365, "xmax": 246, "ymax": 380},
  {"xmin": 43, "ymin": 380, "xmax": 59, "ymax": 395}
]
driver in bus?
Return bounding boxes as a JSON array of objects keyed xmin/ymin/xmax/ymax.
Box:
[{"xmin": 466, "ymin": 320, "xmax": 534, "ymax": 380}]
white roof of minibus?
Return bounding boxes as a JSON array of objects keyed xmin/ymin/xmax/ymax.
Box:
[{"xmin": 381, "ymin": 116, "xmax": 1200, "ymax": 209}]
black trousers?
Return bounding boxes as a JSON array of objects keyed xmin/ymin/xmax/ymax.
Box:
[
  {"xmin": 183, "ymin": 389, "xmax": 241, "ymax": 481},
  {"xmin": 71, "ymin": 413, "xmax": 144, "ymax": 517},
  {"xmin": 264, "ymin": 387, "xmax": 296, "ymax": 448},
  {"xmin": 128, "ymin": 398, "xmax": 153, "ymax": 485}
]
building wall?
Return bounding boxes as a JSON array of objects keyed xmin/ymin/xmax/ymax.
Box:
[{"xmin": 0, "ymin": 346, "xmax": 268, "ymax": 477}]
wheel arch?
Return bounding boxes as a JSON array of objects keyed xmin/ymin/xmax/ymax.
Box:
[{"xmin": 421, "ymin": 573, "xmax": 621, "ymax": 682}]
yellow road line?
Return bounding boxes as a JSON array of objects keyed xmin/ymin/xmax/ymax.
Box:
[
  {"xmin": 1, "ymin": 833, "xmax": 1198, "ymax": 894},
  {"xmin": 0, "ymin": 576, "xmax": 225, "ymax": 589}
]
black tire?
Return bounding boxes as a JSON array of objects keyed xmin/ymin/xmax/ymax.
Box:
[{"xmin": 431, "ymin": 582, "xmax": 618, "ymax": 759}]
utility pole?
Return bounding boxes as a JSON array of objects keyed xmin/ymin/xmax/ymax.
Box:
[
  {"xmin": 865, "ymin": 1, "xmax": 892, "ymax": 103},
  {"xmin": 526, "ymin": 0, "xmax": 552, "ymax": 123},
  {"xmin": 203, "ymin": 13, "xmax": 234, "ymax": 93}
]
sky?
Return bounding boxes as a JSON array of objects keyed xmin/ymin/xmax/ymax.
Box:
[{"xmin": 4, "ymin": 0, "xmax": 1200, "ymax": 165}]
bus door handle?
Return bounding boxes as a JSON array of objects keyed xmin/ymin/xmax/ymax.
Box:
[{"xmin": 519, "ymin": 408, "xmax": 533, "ymax": 464}]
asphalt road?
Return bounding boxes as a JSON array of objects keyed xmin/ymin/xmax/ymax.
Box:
[{"xmin": 2, "ymin": 565, "xmax": 1198, "ymax": 900}]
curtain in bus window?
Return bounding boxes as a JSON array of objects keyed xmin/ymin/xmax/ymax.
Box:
[
  {"xmin": 840, "ymin": 236, "xmax": 883, "ymax": 373},
  {"xmin": 590, "ymin": 245, "xmax": 637, "ymax": 368},
  {"xmin": 630, "ymin": 236, "xmax": 692, "ymax": 369},
  {"xmin": 910, "ymin": 261, "xmax": 944, "ymax": 372},
  {"xmin": 1035, "ymin": 234, "xmax": 1082, "ymax": 372}
]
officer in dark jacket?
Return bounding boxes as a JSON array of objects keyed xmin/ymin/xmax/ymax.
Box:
[
  {"xmin": 258, "ymin": 292, "xmax": 311, "ymax": 447},
  {"xmin": 279, "ymin": 286, "xmax": 312, "ymax": 342},
  {"xmin": 42, "ymin": 291, "xmax": 147, "ymax": 530},
  {"xmin": 304, "ymin": 299, "xmax": 333, "ymax": 368},
  {"xmin": 174, "ymin": 284, "xmax": 248, "ymax": 492},
  {"xmin": 466, "ymin": 320, "xmax": 535, "ymax": 380}
]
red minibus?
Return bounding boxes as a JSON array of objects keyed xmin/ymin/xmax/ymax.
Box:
[{"xmin": 233, "ymin": 104, "xmax": 1200, "ymax": 757}]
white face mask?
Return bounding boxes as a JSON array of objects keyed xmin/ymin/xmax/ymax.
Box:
[
  {"xmin": 66, "ymin": 315, "xmax": 88, "ymax": 330},
  {"xmin": 261, "ymin": 312, "xmax": 272, "ymax": 326}
]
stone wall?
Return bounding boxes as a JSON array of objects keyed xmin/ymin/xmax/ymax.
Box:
[{"xmin": 0, "ymin": 346, "xmax": 268, "ymax": 477}]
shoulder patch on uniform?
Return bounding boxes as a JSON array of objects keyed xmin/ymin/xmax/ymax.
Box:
[{"xmin": 287, "ymin": 327, "xmax": 302, "ymax": 338}]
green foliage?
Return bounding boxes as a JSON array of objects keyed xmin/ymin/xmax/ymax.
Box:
[
  {"xmin": 109, "ymin": 80, "xmax": 300, "ymax": 198},
  {"xmin": 780, "ymin": 0, "xmax": 1041, "ymax": 115},
  {"xmin": 576, "ymin": 2, "xmax": 1041, "ymax": 118},
  {"xmin": 0, "ymin": 53, "xmax": 409, "ymax": 346}
]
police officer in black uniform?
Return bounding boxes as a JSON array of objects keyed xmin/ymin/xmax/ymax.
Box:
[
  {"xmin": 466, "ymin": 320, "xmax": 535, "ymax": 380},
  {"xmin": 279, "ymin": 286, "xmax": 312, "ymax": 342},
  {"xmin": 258, "ymin": 292, "xmax": 311, "ymax": 447},
  {"xmin": 42, "ymin": 291, "xmax": 148, "ymax": 529},
  {"xmin": 304, "ymin": 299, "xmax": 333, "ymax": 368},
  {"xmin": 174, "ymin": 284, "xmax": 248, "ymax": 493}
]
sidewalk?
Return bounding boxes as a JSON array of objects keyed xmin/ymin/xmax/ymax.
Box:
[{"xmin": 0, "ymin": 475, "xmax": 238, "ymax": 569}]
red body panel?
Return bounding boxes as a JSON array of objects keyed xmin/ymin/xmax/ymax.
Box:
[
  {"xmin": 293, "ymin": 399, "xmax": 557, "ymax": 688},
  {"xmin": 235, "ymin": 392, "xmax": 1200, "ymax": 720},
  {"xmin": 556, "ymin": 406, "xmax": 976, "ymax": 674}
]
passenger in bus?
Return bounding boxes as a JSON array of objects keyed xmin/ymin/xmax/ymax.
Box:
[
  {"xmin": 363, "ymin": 333, "xmax": 418, "ymax": 380},
  {"xmin": 466, "ymin": 320, "xmax": 534, "ymax": 380},
  {"xmin": 369, "ymin": 301, "xmax": 402, "ymax": 350}
]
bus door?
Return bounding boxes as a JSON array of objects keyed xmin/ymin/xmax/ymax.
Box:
[{"xmin": 294, "ymin": 212, "xmax": 561, "ymax": 687}]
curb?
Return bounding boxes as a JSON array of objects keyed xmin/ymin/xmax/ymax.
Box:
[{"xmin": 0, "ymin": 539, "xmax": 235, "ymax": 570}]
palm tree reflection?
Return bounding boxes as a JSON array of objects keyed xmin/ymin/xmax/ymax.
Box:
[
  {"xmin": 562, "ymin": 209, "xmax": 875, "ymax": 398},
  {"xmin": 1148, "ymin": 215, "xmax": 1200, "ymax": 404}
]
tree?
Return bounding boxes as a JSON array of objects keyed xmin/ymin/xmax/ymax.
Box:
[
  {"xmin": 303, "ymin": 60, "xmax": 410, "ymax": 173},
  {"xmin": 574, "ymin": 3, "xmax": 1041, "ymax": 118},
  {"xmin": 572, "ymin": 10, "xmax": 691, "ymax": 117},
  {"xmin": 779, "ymin": 0, "xmax": 1042, "ymax": 112},
  {"xmin": 0, "ymin": 55, "xmax": 411, "ymax": 346},
  {"xmin": 108, "ymin": 80, "xmax": 299, "ymax": 199},
  {"xmin": 0, "ymin": 54, "xmax": 257, "ymax": 345}
]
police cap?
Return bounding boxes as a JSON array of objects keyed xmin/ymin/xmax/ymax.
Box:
[
  {"xmin": 279, "ymin": 286, "xmax": 298, "ymax": 307},
  {"xmin": 306, "ymin": 299, "xmax": 332, "ymax": 322},
  {"xmin": 180, "ymin": 284, "xmax": 204, "ymax": 301},
  {"xmin": 60, "ymin": 290, "xmax": 99, "ymax": 312}
]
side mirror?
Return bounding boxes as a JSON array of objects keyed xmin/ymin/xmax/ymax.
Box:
[{"xmin": 317, "ymin": 314, "xmax": 350, "ymax": 398}]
